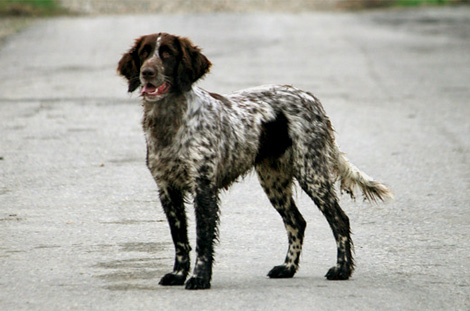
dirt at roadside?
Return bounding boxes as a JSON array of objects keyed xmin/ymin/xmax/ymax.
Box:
[
  {"xmin": 0, "ymin": 1, "xmax": 389, "ymax": 43},
  {"xmin": 59, "ymin": 0, "xmax": 354, "ymax": 15},
  {"xmin": 0, "ymin": 18, "xmax": 35, "ymax": 43}
]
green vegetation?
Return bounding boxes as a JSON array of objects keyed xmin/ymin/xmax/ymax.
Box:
[
  {"xmin": 394, "ymin": 0, "xmax": 470, "ymax": 7},
  {"xmin": 0, "ymin": 0, "xmax": 66, "ymax": 16},
  {"xmin": 394, "ymin": 0, "xmax": 450, "ymax": 6}
]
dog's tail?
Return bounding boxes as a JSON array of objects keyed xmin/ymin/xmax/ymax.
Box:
[{"xmin": 332, "ymin": 142, "xmax": 394, "ymax": 203}]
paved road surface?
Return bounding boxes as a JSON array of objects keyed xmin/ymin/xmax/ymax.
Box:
[{"xmin": 1, "ymin": 7, "xmax": 469, "ymax": 311}]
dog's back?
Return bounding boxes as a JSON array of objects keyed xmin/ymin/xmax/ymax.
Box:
[{"xmin": 118, "ymin": 33, "xmax": 392, "ymax": 289}]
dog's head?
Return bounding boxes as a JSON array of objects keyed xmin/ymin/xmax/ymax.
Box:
[{"xmin": 117, "ymin": 33, "xmax": 211, "ymax": 102}]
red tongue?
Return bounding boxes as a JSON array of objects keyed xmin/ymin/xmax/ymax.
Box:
[
  {"xmin": 141, "ymin": 84, "xmax": 157, "ymax": 95},
  {"xmin": 141, "ymin": 83, "xmax": 170, "ymax": 96},
  {"xmin": 157, "ymin": 83, "xmax": 170, "ymax": 94}
]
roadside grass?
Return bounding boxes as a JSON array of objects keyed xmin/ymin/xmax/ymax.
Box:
[
  {"xmin": 394, "ymin": 0, "xmax": 451, "ymax": 6},
  {"xmin": 342, "ymin": 0, "xmax": 467, "ymax": 9},
  {"xmin": 0, "ymin": 0, "xmax": 67, "ymax": 16},
  {"xmin": 0, "ymin": 1, "xmax": 69, "ymax": 43}
]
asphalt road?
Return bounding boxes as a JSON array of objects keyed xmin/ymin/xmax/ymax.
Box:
[{"xmin": 1, "ymin": 7, "xmax": 469, "ymax": 311}]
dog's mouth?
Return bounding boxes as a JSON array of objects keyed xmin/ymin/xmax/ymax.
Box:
[{"xmin": 141, "ymin": 82, "xmax": 171, "ymax": 99}]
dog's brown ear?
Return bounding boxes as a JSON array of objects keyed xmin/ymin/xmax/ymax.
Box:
[
  {"xmin": 117, "ymin": 37, "xmax": 144, "ymax": 93},
  {"xmin": 176, "ymin": 37, "xmax": 211, "ymax": 92}
]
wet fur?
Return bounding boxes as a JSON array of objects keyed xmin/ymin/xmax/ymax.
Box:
[{"xmin": 118, "ymin": 33, "xmax": 393, "ymax": 290}]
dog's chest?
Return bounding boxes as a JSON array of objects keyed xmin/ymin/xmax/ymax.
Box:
[{"xmin": 144, "ymin": 127, "xmax": 193, "ymax": 188}]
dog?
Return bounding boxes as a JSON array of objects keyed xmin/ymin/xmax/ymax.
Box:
[{"xmin": 117, "ymin": 33, "xmax": 393, "ymax": 290}]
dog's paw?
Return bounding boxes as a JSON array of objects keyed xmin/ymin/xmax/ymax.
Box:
[
  {"xmin": 159, "ymin": 272, "xmax": 187, "ymax": 286},
  {"xmin": 267, "ymin": 265, "xmax": 296, "ymax": 278},
  {"xmin": 185, "ymin": 277, "xmax": 211, "ymax": 290},
  {"xmin": 325, "ymin": 265, "xmax": 352, "ymax": 280}
]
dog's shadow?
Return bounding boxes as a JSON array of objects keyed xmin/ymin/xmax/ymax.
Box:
[{"xmin": 93, "ymin": 242, "xmax": 172, "ymax": 291}]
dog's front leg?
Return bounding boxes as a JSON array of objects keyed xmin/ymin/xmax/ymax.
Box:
[
  {"xmin": 185, "ymin": 175, "xmax": 219, "ymax": 290},
  {"xmin": 158, "ymin": 186, "xmax": 191, "ymax": 286}
]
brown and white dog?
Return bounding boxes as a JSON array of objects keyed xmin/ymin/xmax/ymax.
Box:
[{"xmin": 118, "ymin": 33, "xmax": 392, "ymax": 290}]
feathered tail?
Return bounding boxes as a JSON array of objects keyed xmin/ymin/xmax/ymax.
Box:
[{"xmin": 332, "ymin": 142, "xmax": 394, "ymax": 203}]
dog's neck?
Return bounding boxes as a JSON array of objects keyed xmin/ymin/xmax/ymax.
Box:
[{"xmin": 142, "ymin": 91, "xmax": 189, "ymax": 148}]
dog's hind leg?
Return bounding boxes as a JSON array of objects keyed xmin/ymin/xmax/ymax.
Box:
[
  {"xmin": 158, "ymin": 186, "xmax": 191, "ymax": 286},
  {"xmin": 256, "ymin": 158, "xmax": 306, "ymax": 278},
  {"xmin": 297, "ymin": 168, "xmax": 354, "ymax": 280}
]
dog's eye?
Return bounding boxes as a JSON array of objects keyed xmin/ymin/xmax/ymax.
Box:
[
  {"xmin": 140, "ymin": 45, "xmax": 152, "ymax": 59},
  {"xmin": 159, "ymin": 46, "xmax": 173, "ymax": 60}
]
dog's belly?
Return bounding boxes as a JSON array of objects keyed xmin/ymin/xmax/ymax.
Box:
[{"xmin": 215, "ymin": 155, "xmax": 255, "ymax": 189}]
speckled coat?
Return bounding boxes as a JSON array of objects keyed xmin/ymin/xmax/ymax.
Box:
[{"xmin": 118, "ymin": 33, "xmax": 393, "ymax": 290}]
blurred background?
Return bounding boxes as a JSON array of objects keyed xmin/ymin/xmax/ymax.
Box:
[
  {"xmin": 1, "ymin": 0, "xmax": 468, "ymax": 43},
  {"xmin": 1, "ymin": 0, "xmax": 469, "ymax": 310},
  {"xmin": 0, "ymin": 0, "xmax": 469, "ymax": 16}
]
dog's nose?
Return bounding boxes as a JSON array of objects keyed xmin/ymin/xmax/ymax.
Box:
[{"xmin": 141, "ymin": 67, "xmax": 156, "ymax": 79}]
